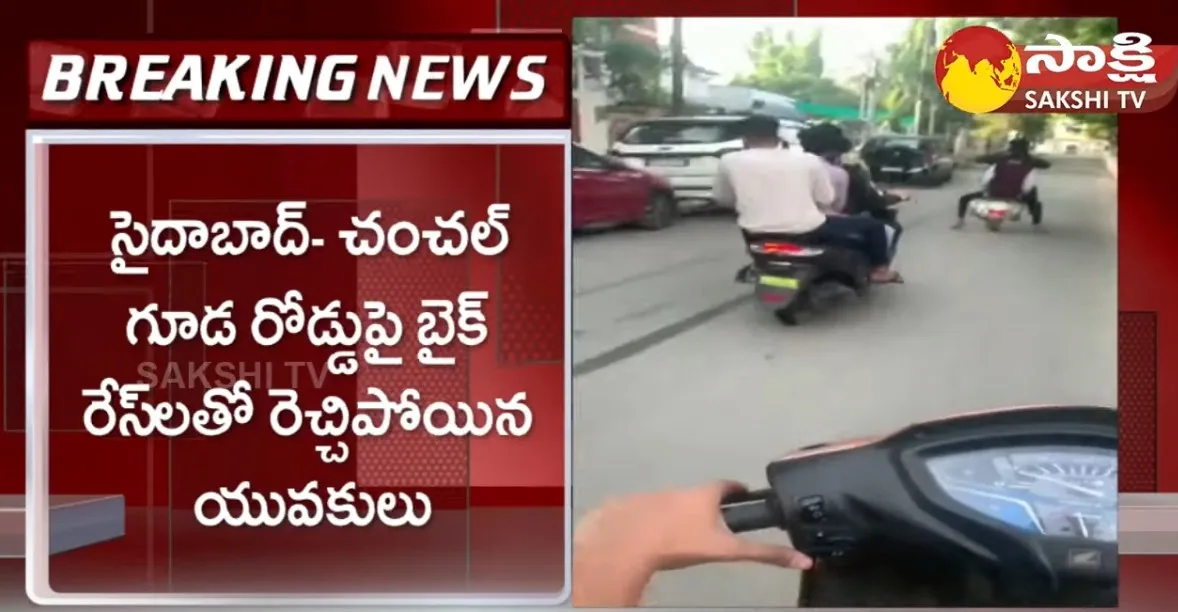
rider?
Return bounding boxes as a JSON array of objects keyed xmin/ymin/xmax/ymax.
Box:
[
  {"xmin": 573, "ymin": 481, "xmax": 812, "ymax": 607},
  {"xmin": 953, "ymin": 136, "xmax": 1052, "ymax": 230},
  {"xmin": 713, "ymin": 114, "xmax": 902, "ymax": 284}
]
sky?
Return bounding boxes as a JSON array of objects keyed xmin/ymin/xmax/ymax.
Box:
[{"xmin": 655, "ymin": 18, "xmax": 915, "ymax": 83}]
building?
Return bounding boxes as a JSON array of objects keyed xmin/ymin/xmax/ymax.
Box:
[{"xmin": 572, "ymin": 46, "xmax": 610, "ymax": 151}]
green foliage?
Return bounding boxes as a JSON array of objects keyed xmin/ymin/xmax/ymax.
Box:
[
  {"xmin": 603, "ymin": 40, "xmax": 665, "ymax": 105},
  {"xmin": 1012, "ymin": 115, "xmax": 1051, "ymax": 141},
  {"xmin": 992, "ymin": 17, "xmax": 1117, "ymax": 46},
  {"xmin": 733, "ymin": 29, "xmax": 858, "ymax": 108},
  {"xmin": 573, "ymin": 18, "xmax": 633, "ymax": 47},
  {"xmin": 877, "ymin": 18, "xmax": 972, "ymax": 135},
  {"xmin": 574, "ymin": 18, "xmax": 665, "ymax": 105}
]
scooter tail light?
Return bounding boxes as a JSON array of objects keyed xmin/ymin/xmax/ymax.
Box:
[{"xmin": 752, "ymin": 242, "xmax": 824, "ymax": 257}]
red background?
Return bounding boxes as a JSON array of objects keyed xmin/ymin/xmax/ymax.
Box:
[
  {"xmin": 11, "ymin": 141, "xmax": 567, "ymax": 594},
  {"xmin": 995, "ymin": 45, "xmax": 1178, "ymax": 113},
  {"xmin": 1008, "ymin": 45, "xmax": 1178, "ymax": 90},
  {"xmin": 0, "ymin": 0, "xmax": 1174, "ymax": 607},
  {"xmin": 28, "ymin": 38, "xmax": 571, "ymax": 126}
]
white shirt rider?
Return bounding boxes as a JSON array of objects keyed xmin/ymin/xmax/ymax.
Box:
[{"xmin": 711, "ymin": 147, "xmax": 836, "ymax": 235}]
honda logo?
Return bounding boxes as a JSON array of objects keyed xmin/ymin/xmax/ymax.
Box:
[{"xmin": 1067, "ymin": 549, "xmax": 1102, "ymax": 569}]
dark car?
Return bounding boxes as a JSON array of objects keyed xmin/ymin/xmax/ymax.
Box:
[
  {"xmin": 572, "ymin": 144, "xmax": 677, "ymax": 231},
  {"xmin": 860, "ymin": 135, "xmax": 955, "ymax": 186}
]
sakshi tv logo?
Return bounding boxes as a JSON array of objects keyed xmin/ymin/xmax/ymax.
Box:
[{"xmin": 935, "ymin": 25, "xmax": 1177, "ymax": 114}]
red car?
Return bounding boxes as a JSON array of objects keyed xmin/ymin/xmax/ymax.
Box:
[{"xmin": 573, "ymin": 144, "xmax": 677, "ymax": 231}]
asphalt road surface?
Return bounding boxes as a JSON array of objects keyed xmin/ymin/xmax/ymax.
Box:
[{"xmin": 571, "ymin": 156, "xmax": 1117, "ymax": 608}]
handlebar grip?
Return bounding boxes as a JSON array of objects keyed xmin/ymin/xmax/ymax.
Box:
[{"xmin": 720, "ymin": 488, "xmax": 780, "ymax": 533}]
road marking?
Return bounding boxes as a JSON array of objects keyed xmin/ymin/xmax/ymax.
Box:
[
  {"xmin": 574, "ymin": 251, "xmax": 732, "ymax": 297},
  {"xmin": 573, "ymin": 294, "xmax": 748, "ymax": 377}
]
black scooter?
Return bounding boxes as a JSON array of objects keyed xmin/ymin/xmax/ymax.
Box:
[
  {"xmin": 738, "ymin": 238, "xmax": 870, "ymax": 326},
  {"xmin": 721, "ymin": 405, "xmax": 1118, "ymax": 607},
  {"xmin": 735, "ymin": 191, "xmax": 907, "ymax": 326}
]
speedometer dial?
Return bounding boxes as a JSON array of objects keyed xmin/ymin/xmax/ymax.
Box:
[
  {"xmin": 1009, "ymin": 451, "xmax": 1117, "ymax": 502},
  {"xmin": 925, "ymin": 446, "xmax": 1117, "ymax": 542}
]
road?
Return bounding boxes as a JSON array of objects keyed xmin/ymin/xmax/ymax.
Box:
[{"xmin": 570, "ymin": 156, "xmax": 1118, "ymax": 608}]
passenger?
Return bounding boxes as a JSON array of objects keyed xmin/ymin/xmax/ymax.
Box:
[{"xmin": 801, "ymin": 123, "xmax": 908, "ymax": 258}]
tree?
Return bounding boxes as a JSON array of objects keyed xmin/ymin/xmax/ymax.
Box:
[
  {"xmin": 573, "ymin": 18, "xmax": 665, "ymax": 105},
  {"xmin": 1012, "ymin": 115, "xmax": 1052, "ymax": 142},
  {"xmin": 801, "ymin": 30, "xmax": 824, "ymax": 77},
  {"xmin": 571, "ymin": 18, "xmax": 613, "ymax": 47},
  {"xmin": 733, "ymin": 28, "xmax": 859, "ymax": 108},
  {"xmin": 993, "ymin": 17, "xmax": 1117, "ymax": 47},
  {"xmin": 878, "ymin": 18, "xmax": 972, "ymax": 135},
  {"xmin": 603, "ymin": 42, "xmax": 665, "ymax": 105}
]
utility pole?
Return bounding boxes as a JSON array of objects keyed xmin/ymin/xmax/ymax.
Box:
[
  {"xmin": 670, "ymin": 18, "xmax": 685, "ymax": 115},
  {"xmin": 864, "ymin": 59, "xmax": 880, "ymax": 134},
  {"xmin": 858, "ymin": 72, "xmax": 867, "ymax": 119},
  {"xmin": 926, "ymin": 19, "xmax": 940, "ymax": 135},
  {"xmin": 858, "ymin": 58, "xmax": 873, "ymax": 120},
  {"xmin": 911, "ymin": 19, "xmax": 936, "ymax": 136}
]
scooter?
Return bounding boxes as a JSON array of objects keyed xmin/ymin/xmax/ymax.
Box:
[
  {"xmin": 969, "ymin": 197, "xmax": 1027, "ymax": 232},
  {"xmin": 737, "ymin": 239, "xmax": 870, "ymax": 326},
  {"xmin": 721, "ymin": 405, "xmax": 1118, "ymax": 607},
  {"xmin": 735, "ymin": 194, "xmax": 908, "ymax": 326}
]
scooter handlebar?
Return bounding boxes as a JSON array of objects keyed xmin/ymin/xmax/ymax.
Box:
[{"xmin": 720, "ymin": 488, "xmax": 781, "ymax": 533}]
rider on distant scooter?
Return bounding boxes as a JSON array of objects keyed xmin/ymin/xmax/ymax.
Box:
[{"xmin": 953, "ymin": 136, "xmax": 1052, "ymax": 230}]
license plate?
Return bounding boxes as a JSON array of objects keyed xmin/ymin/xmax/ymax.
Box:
[
  {"xmin": 759, "ymin": 275, "xmax": 799, "ymax": 289},
  {"xmin": 648, "ymin": 158, "xmax": 689, "ymax": 167}
]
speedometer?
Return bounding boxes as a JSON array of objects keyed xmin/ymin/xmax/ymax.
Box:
[
  {"xmin": 925, "ymin": 446, "xmax": 1117, "ymax": 542},
  {"xmin": 1008, "ymin": 450, "xmax": 1117, "ymax": 503}
]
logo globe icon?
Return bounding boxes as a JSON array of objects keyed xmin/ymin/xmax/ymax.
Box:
[{"xmin": 935, "ymin": 25, "xmax": 1023, "ymax": 114}]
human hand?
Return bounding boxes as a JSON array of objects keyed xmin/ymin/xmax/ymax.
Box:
[{"xmin": 572, "ymin": 481, "xmax": 812, "ymax": 607}]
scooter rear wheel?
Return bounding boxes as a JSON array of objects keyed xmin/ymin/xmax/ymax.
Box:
[
  {"xmin": 773, "ymin": 290, "xmax": 809, "ymax": 326},
  {"xmin": 774, "ymin": 308, "xmax": 800, "ymax": 326},
  {"xmin": 985, "ymin": 218, "xmax": 1002, "ymax": 232}
]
